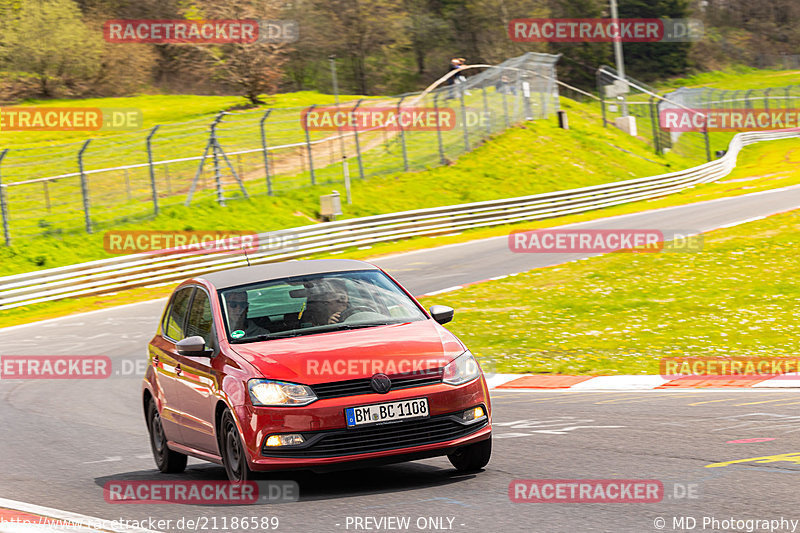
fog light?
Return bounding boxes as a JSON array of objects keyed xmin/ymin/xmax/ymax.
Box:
[
  {"xmin": 462, "ymin": 406, "xmax": 485, "ymax": 422},
  {"xmin": 265, "ymin": 434, "xmax": 305, "ymax": 447}
]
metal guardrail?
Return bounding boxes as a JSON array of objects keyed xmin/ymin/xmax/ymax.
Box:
[{"xmin": 1, "ymin": 128, "xmax": 798, "ymax": 311}]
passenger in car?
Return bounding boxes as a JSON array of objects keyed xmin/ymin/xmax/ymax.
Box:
[{"xmin": 225, "ymin": 290, "xmax": 271, "ymax": 337}]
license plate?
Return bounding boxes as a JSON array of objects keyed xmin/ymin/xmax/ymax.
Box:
[{"xmin": 345, "ymin": 398, "xmax": 429, "ymax": 427}]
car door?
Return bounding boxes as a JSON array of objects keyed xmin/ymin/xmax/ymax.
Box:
[
  {"xmin": 150, "ymin": 286, "xmax": 194, "ymax": 443},
  {"xmin": 171, "ymin": 287, "xmax": 221, "ymax": 454}
]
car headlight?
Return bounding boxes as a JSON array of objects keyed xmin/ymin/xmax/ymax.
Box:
[
  {"xmin": 442, "ymin": 350, "xmax": 481, "ymax": 386},
  {"xmin": 248, "ymin": 379, "xmax": 317, "ymax": 406}
]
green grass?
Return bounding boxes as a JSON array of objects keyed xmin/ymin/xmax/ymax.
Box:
[
  {"xmin": 657, "ymin": 67, "xmax": 800, "ymax": 91},
  {"xmin": 0, "ymin": 97, "xmax": 695, "ymax": 276},
  {"xmin": 0, "ymin": 88, "xmax": 563, "ymax": 239},
  {"xmin": 418, "ymin": 208, "xmax": 800, "ymax": 376},
  {"xmin": 0, "ymin": 91, "xmax": 370, "ymax": 148},
  {"xmin": 328, "ymin": 136, "xmax": 800, "ymax": 262},
  {"xmin": 3, "ymin": 97, "xmax": 799, "ymax": 329}
]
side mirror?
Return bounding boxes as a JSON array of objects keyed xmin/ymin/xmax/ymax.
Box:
[
  {"xmin": 176, "ymin": 336, "xmax": 212, "ymax": 357},
  {"xmin": 429, "ymin": 305, "xmax": 454, "ymax": 325}
]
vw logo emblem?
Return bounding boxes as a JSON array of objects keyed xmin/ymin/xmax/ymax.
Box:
[{"xmin": 371, "ymin": 373, "xmax": 392, "ymax": 394}]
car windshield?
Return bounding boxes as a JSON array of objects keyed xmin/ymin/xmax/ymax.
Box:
[{"xmin": 219, "ymin": 269, "xmax": 427, "ymax": 343}]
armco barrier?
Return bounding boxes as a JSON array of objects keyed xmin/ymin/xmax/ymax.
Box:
[{"xmin": 1, "ymin": 129, "xmax": 797, "ymax": 310}]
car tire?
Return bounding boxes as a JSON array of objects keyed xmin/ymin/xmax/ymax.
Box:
[
  {"xmin": 448, "ymin": 436, "xmax": 491, "ymax": 472},
  {"xmin": 219, "ymin": 409, "xmax": 254, "ymax": 482},
  {"xmin": 146, "ymin": 398, "xmax": 187, "ymax": 474}
]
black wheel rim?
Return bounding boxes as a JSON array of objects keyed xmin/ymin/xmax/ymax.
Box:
[
  {"xmin": 224, "ymin": 419, "xmax": 244, "ymax": 481},
  {"xmin": 150, "ymin": 408, "xmax": 166, "ymax": 459}
]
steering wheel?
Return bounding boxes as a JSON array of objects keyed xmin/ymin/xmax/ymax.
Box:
[{"xmin": 338, "ymin": 306, "xmax": 379, "ymax": 321}]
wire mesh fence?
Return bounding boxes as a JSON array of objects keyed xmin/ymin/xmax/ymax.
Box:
[
  {"xmin": 658, "ymin": 84, "xmax": 800, "ymax": 160},
  {"xmin": 596, "ymin": 65, "xmax": 800, "ymax": 165},
  {"xmin": 0, "ymin": 52, "xmax": 561, "ymax": 244},
  {"xmin": 596, "ymin": 65, "xmax": 711, "ymax": 162}
]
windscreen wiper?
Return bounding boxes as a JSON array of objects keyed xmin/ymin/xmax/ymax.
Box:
[
  {"xmin": 230, "ymin": 322, "xmax": 399, "ymax": 342},
  {"xmin": 323, "ymin": 321, "xmax": 397, "ymax": 332},
  {"xmin": 230, "ymin": 332, "xmax": 306, "ymax": 343}
]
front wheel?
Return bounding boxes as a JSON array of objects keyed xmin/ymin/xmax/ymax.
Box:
[
  {"xmin": 219, "ymin": 409, "xmax": 254, "ymax": 482},
  {"xmin": 448, "ymin": 436, "xmax": 491, "ymax": 473},
  {"xmin": 146, "ymin": 398, "xmax": 187, "ymax": 474}
]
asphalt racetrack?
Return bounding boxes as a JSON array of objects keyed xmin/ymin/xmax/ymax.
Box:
[{"xmin": 2, "ymin": 186, "xmax": 800, "ymax": 533}]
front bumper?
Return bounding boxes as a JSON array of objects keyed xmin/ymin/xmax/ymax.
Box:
[{"xmin": 234, "ymin": 376, "xmax": 491, "ymax": 471}]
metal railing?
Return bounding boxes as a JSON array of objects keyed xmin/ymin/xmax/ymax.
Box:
[{"xmin": 2, "ymin": 128, "xmax": 796, "ymax": 311}]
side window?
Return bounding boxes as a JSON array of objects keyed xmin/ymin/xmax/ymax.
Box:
[
  {"xmin": 164, "ymin": 288, "xmax": 194, "ymax": 341},
  {"xmin": 186, "ymin": 289, "xmax": 214, "ymax": 345}
]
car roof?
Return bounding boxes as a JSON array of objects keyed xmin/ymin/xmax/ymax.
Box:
[{"xmin": 196, "ymin": 259, "xmax": 380, "ymax": 289}]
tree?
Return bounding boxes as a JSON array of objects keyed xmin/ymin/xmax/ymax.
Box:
[
  {"xmin": 546, "ymin": 0, "xmax": 612, "ymax": 89},
  {"xmin": 402, "ymin": 0, "xmax": 450, "ymax": 76},
  {"xmin": 308, "ymin": 0, "xmax": 405, "ymax": 95},
  {"xmin": 617, "ymin": 0, "xmax": 692, "ymax": 81},
  {"xmin": 0, "ymin": 0, "xmax": 103, "ymax": 97},
  {"xmin": 191, "ymin": 0, "xmax": 290, "ymax": 105}
]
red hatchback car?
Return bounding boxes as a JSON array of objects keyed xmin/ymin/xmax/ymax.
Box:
[{"xmin": 143, "ymin": 259, "xmax": 491, "ymax": 481}]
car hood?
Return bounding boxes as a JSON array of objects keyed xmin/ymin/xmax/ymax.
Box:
[{"xmin": 229, "ymin": 320, "xmax": 465, "ymax": 384}]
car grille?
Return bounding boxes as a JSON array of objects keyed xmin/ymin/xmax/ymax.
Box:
[
  {"xmin": 310, "ymin": 367, "xmax": 444, "ymax": 400},
  {"xmin": 262, "ymin": 412, "xmax": 488, "ymax": 458}
]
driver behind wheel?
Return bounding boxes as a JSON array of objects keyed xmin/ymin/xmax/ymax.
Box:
[{"xmin": 305, "ymin": 279, "xmax": 350, "ymax": 326}]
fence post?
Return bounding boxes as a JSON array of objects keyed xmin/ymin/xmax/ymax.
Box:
[
  {"xmin": 649, "ymin": 96, "xmax": 660, "ymax": 155},
  {"xmin": 481, "ymin": 86, "xmax": 491, "ymax": 135},
  {"xmin": 703, "ymin": 123, "xmax": 711, "ymax": 162},
  {"xmin": 705, "ymin": 88, "xmax": 716, "ymax": 112},
  {"xmin": 539, "ymin": 81, "xmax": 547, "ymax": 119},
  {"xmin": 764, "ymin": 88, "xmax": 771, "ymax": 111},
  {"xmin": 303, "ymin": 104, "xmax": 316, "ymax": 185},
  {"xmin": 259, "ymin": 110, "xmax": 273, "ymax": 195},
  {"xmin": 523, "ymin": 72, "xmax": 534, "ymax": 120},
  {"xmin": 351, "ymin": 99, "xmax": 365, "ymax": 179},
  {"xmin": 397, "ymin": 95, "xmax": 409, "ymax": 171},
  {"xmin": 210, "ymin": 112, "xmax": 225, "ymax": 206},
  {"xmin": 78, "ymin": 140, "xmax": 92, "ymax": 234},
  {"xmin": 0, "ymin": 149, "xmax": 10, "ymax": 246},
  {"xmin": 597, "ymin": 69, "xmax": 607, "ymax": 128},
  {"xmin": 501, "ymin": 80, "xmax": 510, "ymax": 128},
  {"xmin": 433, "ymin": 92, "xmax": 446, "ymax": 165},
  {"xmin": 146, "ymin": 125, "xmax": 160, "ymax": 215},
  {"xmin": 459, "ymin": 87, "xmax": 470, "ymax": 152},
  {"xmin": 745, "ymin": 89, "xmax": 754, "ymax": 109},
  {"xmin": 785, "ymin": 85, "xmax": 792, "ymax": 109}
]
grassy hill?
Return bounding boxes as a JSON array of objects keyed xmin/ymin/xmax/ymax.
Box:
[{"xmin": 0, "ymin": 97, "xmax": 695, "ymax": 276}]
